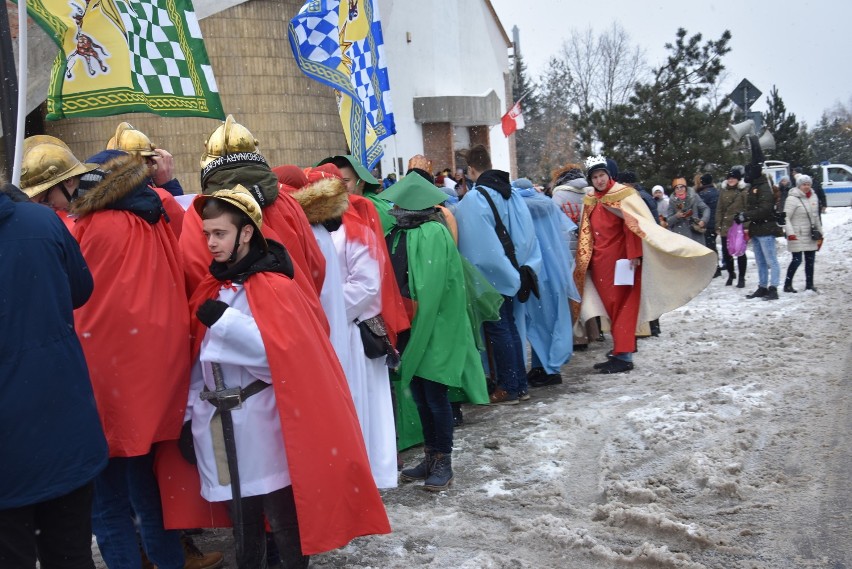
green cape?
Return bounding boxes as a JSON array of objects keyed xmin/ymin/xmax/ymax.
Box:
[
  {"xmin": 388, "ymin": 221, "xmax": 490, "ymax": 450},
  {"xmin": 364, "ymin": 190, "xmax": 395, "ymax": 233}
]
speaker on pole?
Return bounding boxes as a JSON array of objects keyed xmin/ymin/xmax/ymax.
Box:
[
  {"xmin": 728, "ymin": 119, "xmax": 757, "ymax": 143},
  {"xmin": 758, "ymin": 130, "xmax": 776, "ymax": 152}
]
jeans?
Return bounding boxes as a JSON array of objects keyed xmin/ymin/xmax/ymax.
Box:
[
  {"xmin": 0, "ymin": 482, "xmax": 95, "ymax": 569},
  {"xmin": 229, "ymin": 486, "xmax": 307, "ymax": 569},
  {"xmin": 483, "ymin": 295, "xmax": 526, "ymax": 397},
  {"xmin": 91, "ymin": 452, "xmax": 184, "ymax": 569},
  {"xmin": 409, "ymin": 376, "xmax": 453, "ymax": 454},
  {"xmin": 751, "ymin": 235, "xmax": 780, "ymax": 287},
  {"xmin": 786, "ymin": 250, "xmax": 816, "ymax": 288}
]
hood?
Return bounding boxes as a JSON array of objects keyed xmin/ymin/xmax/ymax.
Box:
[
  {"xmin": 553, "ymin": 178, "xmax": 588, "ymax": 194},
  {"xmin": 70, "ymin": 154, "xmax": 164, "ymax": 224},
  {"xmin": 290, "ymin": 176, "xmax": 350, "ymax": 224},
  {"xmin": 210, "ymin": 239, "xmax": 295, "ymax": 284},
  {"xmin": 475, "ymin": 169, "xmax": 512, "ymax": 199}
]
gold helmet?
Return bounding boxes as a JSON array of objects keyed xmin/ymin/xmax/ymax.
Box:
[
  {"xmin": 106, "ymin": 122, "xmax": 157, "ymax": 157},
  {"xmin": 20, "ymin": 137, "xmax": 97, "ymax": 199},
  {"xmin": 200, "ymin": 115, "xmax": 259, "ymax": 169},
  {"xmin": 194, "ymin": 184, "xmax": 265, "ymax": 243}
]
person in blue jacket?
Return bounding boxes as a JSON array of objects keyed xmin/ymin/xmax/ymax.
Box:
[
  {"xmin": 455, "ymin": 145, "xmax": 542, "ymax": 405},
  {"xmin": 0, "ymin": 183, "xmax": 108, "ymax": 569}
]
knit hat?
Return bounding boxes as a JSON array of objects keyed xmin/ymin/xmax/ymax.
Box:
[
  {"xmin": 700, "ymin": 173, "xmax": 713, "ymax": 186},
  {"xmin": 316, "ymin": 155, "xmax": 380, "ymax": 191},
  {"xmin": 201, "ymin": 152, "xmax": 279, "ymax": 209},
  {"xmin": 726, "ymin": 169, "xmax": 743, "ymax": 181},
  {"xmin": 652, "ymin": 185, "xmax": 664, "ymax": 195},
  {"xmin": 380, "ymin": 172, "xmax": 448, "ymax": 211},
  {"xmin": 619, "ymin": 170, "xmax": 638, "ymax": 184},
  {"xmin": 78, "ymin": 150, "xmax": 128, "ymax": 194},
  {"xmin": 671, "ymin": 177, "xmax": 688, "ymax": 189},
  {"xmin": 272, "ymin": 164, "xmax": 308, "ymax": 192}
]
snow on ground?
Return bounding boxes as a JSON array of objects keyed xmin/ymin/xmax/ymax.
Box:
[{"xmin": 104, "ymin": 209, "xmax": 852, "ymax": 569}]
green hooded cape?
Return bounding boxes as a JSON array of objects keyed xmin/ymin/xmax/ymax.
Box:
[{"xmin": 388, "ymin": 220, "xmax": 491, "ymax": 450}]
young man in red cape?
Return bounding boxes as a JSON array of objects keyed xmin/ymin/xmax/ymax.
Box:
[{"xmin": 162, "ymin": 185, "xmax": 389, "ymax": 567}]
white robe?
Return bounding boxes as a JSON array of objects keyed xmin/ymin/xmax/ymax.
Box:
[
  {"xmin": 331, "ymin": 225, "xmax": 398, "ymax": 489},
  {"xmin": 311, "ymin": 224, "xmax": 351, "ymax": 375},
  {"xmin": 186, "ymin": 283, "xmax": 291, "ymax": 502}
]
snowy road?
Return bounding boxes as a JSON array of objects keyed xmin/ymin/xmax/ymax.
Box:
[{"xmin": 101, "ymin": 209, "xmax": 852, "ymax": 569}]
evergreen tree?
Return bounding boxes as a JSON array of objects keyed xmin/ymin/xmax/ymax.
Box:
[
  {"xmin": 595, "ymin": 28, "xmax": 738, "ymax": 187},
  {"xmin": 511, "ymin": 53, "xmax": 542, "ymax": 181},
  {"xmin": 762, "ymin": 85, "xmax": 812, "ymax": 168},
  {"xmin": 810, "ymin": 114, "xmax": 852, "ymax": 166}
]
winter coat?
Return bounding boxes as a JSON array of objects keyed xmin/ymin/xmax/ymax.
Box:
[
  {"xmin": 742, "ymin": 176, "xmax": 782, "ymax": 237},
  {"xmin": 784, "ymin": 187, "xmax": 823, "ymax": 252},
  {"xmin": 0, "ymin": 189, "xmax": 108, "ymax": 509},
  {"xmin": 715, "ymin": 183, "xmax": 748, "ymax": 236},
  {"xmin": 636, "ymin": 185, "xmax": 659, "ymax": 223},
  {"xmin": 696, "ymin": 185, "xmax": 720, "ymax": 232},
  {"xmin": 70, "ymin": 154, "xmax": 191, "ymax": 458},
  {"xmin": 666, "ymin": 188, "xmax": 710, "ymax": 244},
  {"xmin": 551, "ymin": 179, "xmax": 587, "ymax": 226}
]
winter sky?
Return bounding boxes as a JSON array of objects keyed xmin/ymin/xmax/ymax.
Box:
[{"xmin": 489, "ymin": 0, "xmax": 852, "ymax": 127}]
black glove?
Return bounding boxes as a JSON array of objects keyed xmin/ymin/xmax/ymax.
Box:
[
  {"xmin": 517, "ymin": 265, "xmax": 540, "ymax": 303},
  {"xmin": 196, "ymin": 299, "xmax": 229, "ymax": 327},
  {"xmin": 734, "ymin": 212, "xmax": 747, "ymax": 224},
  {"xmin": 178, "ymin": 420, "xmax": 197, "ymax": 464}
]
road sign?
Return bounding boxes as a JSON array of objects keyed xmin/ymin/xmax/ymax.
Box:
[{"xmin": 728, "ymin": 78, "xmax": 762, "ymax": 111}]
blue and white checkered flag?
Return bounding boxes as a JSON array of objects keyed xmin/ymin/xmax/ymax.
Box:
[{"xmin": 289, "ymin": 0, "xmax": 395, "ymax": 170}]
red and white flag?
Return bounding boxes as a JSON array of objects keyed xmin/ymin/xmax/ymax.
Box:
[{"xmin": 501, "ymin": 101, "xmax": 525, "ymax": 137}]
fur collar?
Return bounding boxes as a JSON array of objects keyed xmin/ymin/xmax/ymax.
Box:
[
  {"xmin": 70, "ymin": 155, "xmax": 149, "ymax": 217},
  {"xmin": 290, "ymin": 177, "xmax": 349, "ymax": 224}
]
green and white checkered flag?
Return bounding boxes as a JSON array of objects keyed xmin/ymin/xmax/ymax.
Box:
[{"xmin": 17, "ymin": 0, "xmax": 224, "ymax": 120}]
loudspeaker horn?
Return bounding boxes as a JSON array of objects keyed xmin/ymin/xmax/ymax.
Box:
[
  {"xmin": 758, "ymin": 130, "xmax": 776, "ymax": 152},
  {"xmin": 729, "ymin": 119, "xmax": 756, "ymax": 143}
]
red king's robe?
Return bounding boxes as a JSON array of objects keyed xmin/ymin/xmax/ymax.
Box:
[{"xmin": 156, "ymin": 267, "xmax": 390, "ymax": 555}]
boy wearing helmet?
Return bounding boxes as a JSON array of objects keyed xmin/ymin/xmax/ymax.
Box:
[{"xmin": 182, "ymin": 186, "xmax": 390, "ymax": 568}]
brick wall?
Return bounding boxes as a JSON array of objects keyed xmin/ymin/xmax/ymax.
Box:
[{"xmin": 41, "ymin": 0, "xmax": 347, "ymax": 194}]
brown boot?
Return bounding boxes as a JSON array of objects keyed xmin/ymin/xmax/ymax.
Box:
[{"xmin": 181, "ymin": 535, "xmax": 224, "ymax": 569}]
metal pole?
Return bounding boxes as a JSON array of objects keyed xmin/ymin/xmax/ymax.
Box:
[
  {"xmin": 11, "ymin": 0, "xmax": 28, "ymax": 187},
  {"xmin": 0, "ymin": 1, "xmax": 19, "ymax": 176}
]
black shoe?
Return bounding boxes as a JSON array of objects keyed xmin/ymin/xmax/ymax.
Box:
[
  {"xmin": 423, "ymin": 453, "xmax": 453, "ymax": 491},
  {"xmin": 783, "ymin": 283, "xmax": 797, "ymax": 293},
  {"xmin": 746, "ymin": 286, "xmax": 767, "ymax": 299},
  {"xmin": 593, "ymin": 351, "xmax": 615, "ymax": 369},
  {"xmin": 400, "ymin": 451, "xmax": 434, "ymax": 482},
  {"xmin": 452, "ymin": 403, "xmax": 464, "ymax": 427},
  {"xmin": 530, "ymin": 373, "xmax": 562, "ymax": 387},
  {"xmin": 763, "ymin": 286, "xmax": 779, "ymax": 300},
  {"xmin": 713, "ymin": 267, "xmax": 722, "ymax": 278},
  {"xmin": 649, "ymin": 319, "xmax": 661, "ymax": 336},
  {"xmin": 597, "ymin": 358, "xmax": 634, "ymax": 374},
  {"xmin": 725, "ymin": 275, "xmax": 735, "ymax": 286},
  {"xmin": 736, "ymin": 275, "xmax": 746, "ymax": 288},
  {"xmin": 805, "ymin": 286, "xmax": 820, "ymax": 293},
  {"xmin": 526, "ymin": 367, "xmax": 547, "ymax": 383},
  {"xmin": 573, "ymin": 343, "xmax": 588, "ymax": 351}
]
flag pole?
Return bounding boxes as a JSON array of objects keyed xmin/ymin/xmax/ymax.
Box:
[
  {"xmin": 11, "ymin": 0, "xmax": 28, "ymax": 186},
  {"xmin": 0, "ymin": 0, "xmax": 19, "ymax": 177}
]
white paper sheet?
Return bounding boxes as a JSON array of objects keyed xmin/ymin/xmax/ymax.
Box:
[{"xmin": 614, "ymin": 258, "xmax": 634, "ymax": 286}]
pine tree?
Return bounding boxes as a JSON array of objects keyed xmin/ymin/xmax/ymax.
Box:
[
  {"xmin": 595, "ymin": 28, "xmax": 738, "ymax": 187},
  {"xmin": 762, "ymin": 85, "xmax": 812, "ymax": 168},
  {"xmin": 810, "ymin": 115, "xmax": 852, "ymax": 166},
  {"xmin": 511, "ymin": 53, "xmax": 542, "ymax": 181}
]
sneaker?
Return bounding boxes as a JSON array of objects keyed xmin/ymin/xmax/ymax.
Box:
[
  {"xmin": 181, "ymin": 535, "xmax": 224, "ymax": 569},
  {"xmin": 529, "ymin": 373, "xmax": 562, "ymax": 387},
  {"xmin": 489, "ymin": 388, "xmax": 519, "ymax": 405},
  {"xmin": 518, "ymin": 390, "xmax": 531, "ymax": 401},
  {"xmin": 597, "ymin": 358, "xmax": 634, "ymax": 374}
]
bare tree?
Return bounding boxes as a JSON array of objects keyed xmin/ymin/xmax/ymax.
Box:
[{"xmin": 558, "ymin": 23, "xmax": 647, "ymax": 114}]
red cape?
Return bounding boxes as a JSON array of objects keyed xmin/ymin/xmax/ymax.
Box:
[
  {"xmin": 72, "ymin": 210, "xmax": 190, "ymax": 458},
  {"xmin": 152, "ymin": 187, "xmax": 185, "ymax": 239},
  {"xmin": 157, "ymin": 269, "xmax": 390, "ymax": 555},
  {"xmin": 346, "ymin": 194, "xmax": 410, "ymax": 342},
  {"xmin": 180, "ymin": 194, "xmax": 326, "ymax": 320}
]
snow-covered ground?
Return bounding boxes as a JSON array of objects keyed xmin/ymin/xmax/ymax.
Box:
[{"xmin": 104, "ymin": 209, "xmax": 852, "ymax": 569}]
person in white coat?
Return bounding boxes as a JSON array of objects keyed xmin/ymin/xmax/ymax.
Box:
[{"xmin": 783, "ymin": 175, "xmax": 823, "ymax": 293}]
